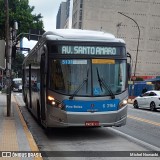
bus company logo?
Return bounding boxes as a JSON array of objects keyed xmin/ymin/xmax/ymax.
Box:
[
  {"xmin": 90, "ymin": 104, "xmax": 95, "ymax": 108},
  {"xmin": 2, "ymin": 152, "xmax": 12, "ymax": 157}
]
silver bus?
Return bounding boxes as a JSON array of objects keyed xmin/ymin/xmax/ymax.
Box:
[{"xmin": 22, "ymin": 29, "xmax": 130, "ymax": 128}]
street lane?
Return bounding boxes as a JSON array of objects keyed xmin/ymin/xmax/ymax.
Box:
[
  {"xmin": 128, "ymin": 115, "xmax": 160, "ymax": 127},
  {"xmin": 114, "ymin": 104, "xmax": 160, "ymax": 148},
  {"xmin": 13, "ymin": 93, "xmax": 160, "ymax": 160}
]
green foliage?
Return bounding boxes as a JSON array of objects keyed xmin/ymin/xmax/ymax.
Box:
[
  {"xmin": 0, "ymin": 0, "xmax": 5, "ymax": 39},
  {"xmin": 12, "ymin": 52, "xmax": 25, "ymax": 78},
  {"xmin": 0, "ymin": 0, "xmax": 44, "ymax": 39},
  {"xmin": 1, "ymin": 88, "xmax": 6, "ymax": 93}
]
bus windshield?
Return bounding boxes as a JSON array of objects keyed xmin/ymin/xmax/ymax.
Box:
[
  {"xmin": 13, "ymin": 78, "xmax": 22, "ymax": 85},
  {"xmin": 49, "ymin": 59, "xmax": 127, "ymax": 96}
]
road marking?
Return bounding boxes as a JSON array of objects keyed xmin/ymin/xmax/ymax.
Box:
[{"xmin": 128, "ymin": 115, "xmax": 160, "ymax": 127}]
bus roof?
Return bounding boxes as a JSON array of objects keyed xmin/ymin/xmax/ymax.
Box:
[
  {"xmin": 42, "ymin": 29, "xmax": 125, "ymax": 43},
  {"xmin": 23, "ymin": 29, "xmax": 126, "ymax": 63}
]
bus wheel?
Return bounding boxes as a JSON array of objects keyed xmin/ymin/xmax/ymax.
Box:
[
  {"xmin": 25, "ymin": 97, "xmax": 29, "ymax": 110},
  {"xmin": 45, "ymin": 127, "xmax": 51, "ymax": 134},
  {"xmin": 37, "ymin": 100, "xmax": 41, "ymax": 125}
]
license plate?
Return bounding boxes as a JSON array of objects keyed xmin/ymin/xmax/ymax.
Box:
[{"xmin": 85, "ymin": 121, "xmax": 99, "ymax": 126}]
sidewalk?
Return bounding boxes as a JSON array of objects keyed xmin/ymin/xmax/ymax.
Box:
[
  {"xmin": 1, "ymin": 92, "xmax": 159, "ymax": 160},
  {"xmin": 0, "ymin": 92, "xmax": 43, "ymax": 160}
]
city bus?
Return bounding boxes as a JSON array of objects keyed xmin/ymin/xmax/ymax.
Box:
[
  {"xmin": 12, "ymin": 78, "xmax": 22, "ymax": 92},
  {"xmin": 22, "ymin": 29, "xmax": 131, "ymax": 128}
]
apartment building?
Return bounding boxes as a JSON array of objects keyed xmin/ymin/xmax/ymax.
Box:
[
  {"xmin": 72, "ymin": 0, "xmax": 160, "ymax": 79},
  {"xmin": 56, "ymin": 2, "xmax": 67, "ymax": 29},
  {"xmin": 56, "ymin": 0, "xmax": 72, "ymax": 29}
]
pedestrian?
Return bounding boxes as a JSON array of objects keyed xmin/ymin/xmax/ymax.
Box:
[{"xmin": 142, "ymin": 87, "xmax": 147, "ymax": 94}]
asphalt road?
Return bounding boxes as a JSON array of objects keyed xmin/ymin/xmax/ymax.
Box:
[
  {"xmin": 13, "ymin": 93, "xmax": 160, "ymax": 160},
  {"xmin": 114, "ymin": 104, "xmax": 160, "ymax": 148}
]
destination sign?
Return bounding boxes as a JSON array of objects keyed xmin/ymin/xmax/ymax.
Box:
[{"xmin": 60, "ymin": 45, "xmax": 118, "ymax": 55}]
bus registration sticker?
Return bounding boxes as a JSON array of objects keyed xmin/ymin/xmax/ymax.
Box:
[{"xmin": 85, "ymin": 121, "xmax": 99, "ymax": 126}]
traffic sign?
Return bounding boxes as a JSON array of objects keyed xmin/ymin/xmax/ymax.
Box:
[{"xmin": 132, "ymin": 76, "xmax": 136, "ymax": 81}]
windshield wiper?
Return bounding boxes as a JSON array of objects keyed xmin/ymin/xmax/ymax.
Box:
[
  {"xmin": 96, "ymin": 68, "xmax": 115, "ymax": 99},
  {"xmin": 69, "ymin": 69, "xmax": 89, "ymax": 100}
]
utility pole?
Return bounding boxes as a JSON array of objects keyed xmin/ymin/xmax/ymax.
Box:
[
  {"xmin": 118, "ymin": 12, "xmax": 140, "ymax": 98},
  {"xmin": 5, "ymin": 0, "xmax": 12, "ymax": 116},
  {"xmin": 118, "ymin": 12, "xmax": 140, "ymax": 78}
]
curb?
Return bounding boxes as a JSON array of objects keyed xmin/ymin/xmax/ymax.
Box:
[
  {"xmin": 12, "ymin": 95, "xmax": 43, "ymax": 160},
  {"xmin": 108, "ymin": 127, "xmax": 160, "ymax": 151}
]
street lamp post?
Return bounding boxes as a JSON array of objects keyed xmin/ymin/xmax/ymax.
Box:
[
  {"xmin": 5, "ymin": 0, "xmax": 12, "ymax": 116},
  {"xmin": 118, "ymin": 12, "xmax": 140, "ymax": 97},
  {"xmin": 5, "ymin": 0, "xmax": 18, "ymax": 116}
]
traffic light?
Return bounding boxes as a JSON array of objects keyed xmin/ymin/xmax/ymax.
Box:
[{"xmin": 28, "ymin": 29, "xmax": 45, "ymax": 41}]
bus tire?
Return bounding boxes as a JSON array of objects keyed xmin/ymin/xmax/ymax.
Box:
[
  {"xmin": 25, "ymin": 96, "xmax": 29, "ymax": 109},
  {"xmin": 25, "ymin": 96, "xmax": 31, "ymax": 113},
  {"xmin": 45, "ymin": 127, "xmax": 51, "ymax": 134},
  {"xmin": 37, "ymin": 100, "xmax": 41, "ymax": 125}
]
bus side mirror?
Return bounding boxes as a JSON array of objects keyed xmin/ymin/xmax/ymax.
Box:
[{"xmin": 127, "ymin": 63, "xmax": 131, "ymax": 79}]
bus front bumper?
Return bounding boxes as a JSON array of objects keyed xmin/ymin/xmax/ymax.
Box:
[{"xmin": 47, "ymin": 105, "xmax": 127, "ymax": 128}]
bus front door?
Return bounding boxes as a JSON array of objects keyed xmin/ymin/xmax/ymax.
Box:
[{"xmin": 40, "ymin": 54, "xmax": 46, "ymax": 120}]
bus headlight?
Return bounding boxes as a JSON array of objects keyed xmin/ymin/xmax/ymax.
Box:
[
  {"xmin": 47, "ymin": 96, "xmax": 64, "ymax": 109},
  {"xmin": 119, "ymin": 99, "xmax": 127, "ymax": 109}
]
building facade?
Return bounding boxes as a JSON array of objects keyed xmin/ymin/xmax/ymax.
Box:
[
  {"xmin": 56, "ymin": 2, "xmax": 67, "ymax": 29},
  {"xmin": 72, "ymin": 0, "xmax": 160, "ymax": 79},
  {"xmin": 56, "ymin": 0, "xmax": 72, "ymax": 29}
]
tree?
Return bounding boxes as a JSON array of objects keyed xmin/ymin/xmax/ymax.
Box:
[
  {"xmin": 0, "ymin": 0, "xmax": 44, "ymax": 39},
  {"xmin": 12, "ymin": 51, "xmax": 25, "ymax": 78}
]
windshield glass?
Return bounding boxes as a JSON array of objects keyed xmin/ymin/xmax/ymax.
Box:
[
  {"xmin": 13, "ymin": 80, "xmax": 22, "ymax": 84},
  {"xmin": 92, "ymin": 59, "xmax": 126, "ymax": 96},
  {"xmin": 49, "ymin": 59, "xmax": 91, "ymax": 95},
  {"xmin": 49, "ymin": 59, "xmax": 127, "ymax": 96}
]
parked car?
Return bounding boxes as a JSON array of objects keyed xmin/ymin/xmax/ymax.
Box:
[{"xmin": 133, "ymin": 90, "xmax": 160, "ymax": 111}]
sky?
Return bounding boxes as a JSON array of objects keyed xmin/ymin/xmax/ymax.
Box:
[
  {"xmin": 29, "ymin": 0, "xmax": 65, "ymax": 31},
  {"xmin": 23, "ymin": 0, "xmax": 65, "ymax": 52}
]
